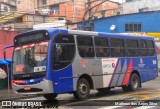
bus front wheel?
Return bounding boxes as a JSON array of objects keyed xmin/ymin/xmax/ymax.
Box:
[
  {"xmin": 73, "ymin": 78, "xmax": 90, "ymax": 100},
  {"xmin": 122, "ymin": 73, "xmax": 140, "ymax": 91},
  {"xmin": 43, "ymin": 93, "xmax": 58, "ymax": 100}
]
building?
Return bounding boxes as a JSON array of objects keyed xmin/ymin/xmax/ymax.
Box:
[
  {"xmin": 0, "ymin": 13, "xmax": 58, "ymax": 31},
  {"xmin": 0, "ymin": 30, "xmax": 20, "ymax": 59},
  {"xmin": 16, "ymin": 0, "xmax": 36, "ymax": 14},
  {"xmin": 78, "ymin": 11, "xmax": 160, "ymax": 35},
  {"xmin": 122, "ymin": 0, "xmax": 160, "ymax": 14},
  {"xmin": 0, "ymin": 0, "xmax": 16, "ymax": 16},
  {"xmin": 16, "ymin": 0, "xmax": 120, "ymax": 22},
  {"xmin": 77, "ymin": 10, "xmax": 160, "ymax": 68},
  {"xmin": 86, "ymin": 0, "xmax": 121, "ymax": 19}
]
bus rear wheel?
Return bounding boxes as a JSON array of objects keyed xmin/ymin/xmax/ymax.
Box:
[
  {"xmin": 43, "ymin": 93, "xmax": 58, "ymax": 100},
  {"xmin": 122, "ymin": 73, "xmax": 140, "ymax": 91},
  {"xmin": 73, "ymin": 78, "xmax": 90, "ymax": 100}
]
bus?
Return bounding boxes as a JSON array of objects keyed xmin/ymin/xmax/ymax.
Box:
[{"xmin": 7, "ymin": 28, "xmax": 158, "ymax": 100}]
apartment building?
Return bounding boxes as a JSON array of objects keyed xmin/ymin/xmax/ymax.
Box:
[
  {"xmin": 122, "ymin": 0, "xmax": 160, "ymax": 14},
  {"xmin": 0, "ymin": 0, "xmax": 16, "ymax": 16},
  {"xmin": 16, "ymin": 0, "xmax": 120, "ymax": 22}
]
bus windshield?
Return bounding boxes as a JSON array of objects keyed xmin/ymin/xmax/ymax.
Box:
[{"xmin": 13, "ymin": 41, "xmax": 48, "ymax": 74}]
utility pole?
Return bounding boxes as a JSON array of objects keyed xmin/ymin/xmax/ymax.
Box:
[
  {"xmin": 83, "ymin": 0, "xmax": 108, "ymax": 31},
  {"xmin": 87, "ymin": 0, "xmax": 94, "ymax": 31},
  {"xmin": 87, "ymin": 0, "xmax": 91, "ymax": 19}
]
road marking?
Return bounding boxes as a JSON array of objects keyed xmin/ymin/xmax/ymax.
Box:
[
  {"xmin": 123, "ymin": 89, "xmax": 160, "ymax": 96},
  {"xmin": 98, "ymin": 106, "xmax": 122, "ymax": 109},
  {"xmin": 123, "ymin": 88, "xmax": 160, "ymax": 97},
  {"xmin": 140, "ymin": 94, "xmax": 160, "ymax": 100}
]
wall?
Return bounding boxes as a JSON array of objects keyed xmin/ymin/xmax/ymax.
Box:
[
  {"xmin": 0, "ymin": 30, "xmax": 21, "ymax": 59},
  {"xmin": 58, "ymin": 0, "xmax": 86, "ymax": 22},
  {"xmin": 16, "ymin": 0, "xmax": 35, "ymax": 13},
  {"xmin": 122, "ymin": 0, "xmax": 160, "ymax": 14},
  {"xmin": 89, "ymin": 0, "xmax": 120, "ymax": 18},
  {"xmin": 0, "ymin": 3, "xmax": 16, "ymax": 16},
  {"xmin": 92, "ymin": 11, "xmax": 160, "ymax": 33}
]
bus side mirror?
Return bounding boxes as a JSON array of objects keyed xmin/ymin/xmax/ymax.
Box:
[{"xmin": 3, "ymin": 45, "xmax": 14, "ymax": 63}]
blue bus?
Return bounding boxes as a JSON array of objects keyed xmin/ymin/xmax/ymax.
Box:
[{"xmin": 8, "ymin": 28, "xmax": 158, "ymax": 100}]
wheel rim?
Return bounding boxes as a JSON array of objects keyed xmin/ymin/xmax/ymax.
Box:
[
  {"xmin": 79, "ymin": 83, "xmax": 87, "ymax": 95},
  {"xmin": 132, "ymin": 76, "xmax": 138, "ymax": 89}
]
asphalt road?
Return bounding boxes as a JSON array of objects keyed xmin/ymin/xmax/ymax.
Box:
[{"xmin": 1, "ymin": 77, "xmax": 160, "ymax": 109}]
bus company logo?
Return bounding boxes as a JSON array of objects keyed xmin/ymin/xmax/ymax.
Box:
[
  {"xmin": 103, "ymin": 64, "xmax": 111, "ymax": 68},
  {"xmin": 140, "ymin": 58, "xmax": 143, "ymax": 64},
  {"xmin": 80, "ymin": 60, "xmax": 87, "ymax": 67},
  {"xmin": 139, "ymin": 58, "xmax": 145, "ymax": 67}
]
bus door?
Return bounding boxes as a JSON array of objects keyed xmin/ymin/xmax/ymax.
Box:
[{"xmin": 51, "ymin": 34, "xmax": 75, "ymax": 93}]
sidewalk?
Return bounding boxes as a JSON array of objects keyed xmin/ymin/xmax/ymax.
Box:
[{"xmin": 0, "ymin": 89, "xmax": 38, "ymax": 101}]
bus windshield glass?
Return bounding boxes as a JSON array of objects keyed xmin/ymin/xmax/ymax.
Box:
[{"xmin": 13, "ymin": 41, "xmax": 48, "ymax": 74}]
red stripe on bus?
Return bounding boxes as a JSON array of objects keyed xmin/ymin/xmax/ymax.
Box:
[{"xmin": 123, "ymin": 59, "xmax": 133, "ymax": 85}]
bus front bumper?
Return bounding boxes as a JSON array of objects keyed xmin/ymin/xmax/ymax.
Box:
[{"xmin": 12, "ymin": 80, "xmax": 54, "ymax": 95}]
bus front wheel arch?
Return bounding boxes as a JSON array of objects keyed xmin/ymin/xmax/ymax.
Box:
[{"xmin": 73, "ymin": 78, "xmax": 90, "ymax": 100}]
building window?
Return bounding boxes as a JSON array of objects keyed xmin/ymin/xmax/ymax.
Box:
[
  {"xmin": 125, "ymin": 23, "xmax": 141, "ymax": 32},
  {"xmin": 4, "ymin": 6, "xmax": 8, "ymax": 12},
  {"xmin": 139, "ymin": 7, "xmax": 148, "ymax": 13},
  {"xmin": 76, "ymin": 10, "xmax": 80, "ymax": 15},
  {"xmin": 42, "ymin": 0, "xmax": 46, "ymax": 5}
]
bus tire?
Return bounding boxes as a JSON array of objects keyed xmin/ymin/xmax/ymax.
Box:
[
  {"xmin": 73, "ymin": 78, "xmax": 90, "ymax": 100},
  {"xmin": 129, "ymin": 73, "xmax": 140, "ymax": 90},
  {"xmin": 97, "ymin": 88, "xmax": 111, "ymax": 93},
  {"xmin": 43, "ymin": 93, "xmax": 58, "ymax": 100},
  {"xmin": 122, "ymin": 73, "xmax": 140, "ymax": 91}
]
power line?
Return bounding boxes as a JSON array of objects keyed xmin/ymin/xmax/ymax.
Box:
[{"xmin": 82, "ymin": 0, "xmax": 109, "ymax": 31}]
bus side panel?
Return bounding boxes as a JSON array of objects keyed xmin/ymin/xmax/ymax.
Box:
[
  {"xmin": 115, "ymin": 58, "xmax": 128, "ymax": 86},
  {"xmin": 139, "ymin": 57, "xmax": 158, "ymax": 83},
  {"xmin": 122, "ymin": 57, "xmax": 158, "ymax": 85},
  {"xmin": 52, "ymin": 65, "xmax": 74, "ymax": 94},
  {"xmin": 72, "ymin": 59, "xmax": 104, "ymax": 90}
]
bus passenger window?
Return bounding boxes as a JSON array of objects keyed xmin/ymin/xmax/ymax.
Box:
[
  {"xmin": 140, "ymin": 40, "xmax": 148, "ymax": 56},
  {"xmin": 77, "ymin": 36, "xmax": 95, "ymax": 58},
  {"xmin": 147, "ymin": 40, "xmax": 155, "ymax": 56},
  {"xmin": 95, "ymin": 37, "xmax": 110, "ymax": 57},
  {"xmin": 110, "ymin": 38, "xmax": 125, "ymax": 57},
  {"xmin": 126, "ymin": 39, "xmax": 139, "ymax": 57}
]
